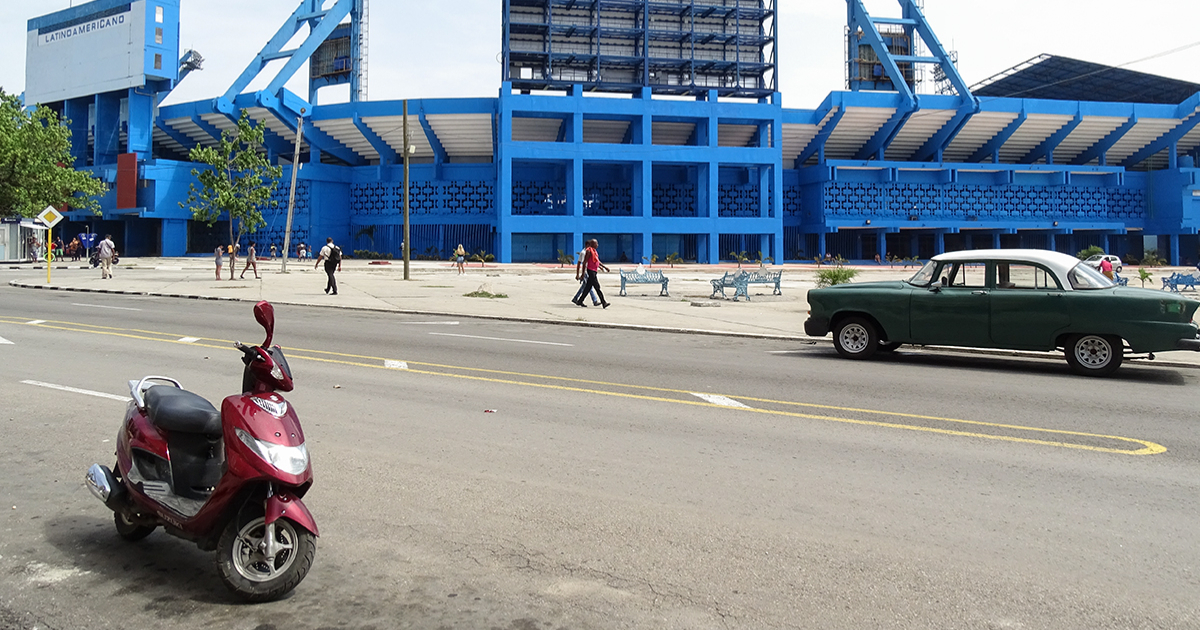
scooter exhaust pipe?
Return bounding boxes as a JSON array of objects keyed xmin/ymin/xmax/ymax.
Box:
[{"xmin": 85, "ymin": 464, "xmax": 126, "ymax": 511}]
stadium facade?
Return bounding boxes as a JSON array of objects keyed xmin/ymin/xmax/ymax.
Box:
[{"xmin": 21, "ymin": 0, "xmax": 1200, "ymax": 264}]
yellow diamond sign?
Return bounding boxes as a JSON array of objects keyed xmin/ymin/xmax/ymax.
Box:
[{"xmin": 37, "ymin": 206, "xmax": 64, "ymax": 228}]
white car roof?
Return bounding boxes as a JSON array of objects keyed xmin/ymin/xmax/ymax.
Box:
[{"xmin": 931, "ymin": 249, "xmax": 1085, "ymax": 281}]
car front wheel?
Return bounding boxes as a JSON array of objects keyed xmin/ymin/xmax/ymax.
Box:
[
  {"xmin": 1065, "ymin": 334, "xmax": 1123, "ymax": 376},
  {"xmin": 834, "ymin": 317, "xmax": 879, "ymax": 360}
]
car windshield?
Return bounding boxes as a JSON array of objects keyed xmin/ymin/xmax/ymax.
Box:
[
  {"xmin": 1068, "ymin": 262, "xmax": 1115, "ymax": 289},
  {"xmin": 907, "ymin": 261, "xmax": 937, "ymax": 286},
  {"xmin": 1084, "ymin": 255, "xmax": 1103, "ymax": 262}
]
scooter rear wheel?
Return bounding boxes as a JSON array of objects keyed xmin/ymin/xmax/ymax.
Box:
[
  {"xmin": 216, "ymin": 513, "xmax": 316, "ymax": 602},
  {"xmin": 114, "ymin": 511, "xmax": 155, "ymax": 541}
]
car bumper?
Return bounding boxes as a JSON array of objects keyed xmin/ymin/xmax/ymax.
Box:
[
  {"xmin": 1176, "ymin": 338, "xmax": 1200, "ymax": 351},
  {"xmin": 804, "ymin": 316, "xmax": 830, "ymax": 337}
]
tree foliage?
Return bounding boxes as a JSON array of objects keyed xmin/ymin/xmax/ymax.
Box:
[
  {"xmin": 180, "ymin": 112, "xmax": 282, "ymax": 247},
  {"xmin": 0, "ymin": 89, "xmax": 106, "ymax": 217}
]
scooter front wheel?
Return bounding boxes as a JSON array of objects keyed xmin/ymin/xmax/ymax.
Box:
[
  {"xmin": 216, "ymin": 514, "xmax": 316, "ymax": 602},
  {"xmin": 114, "ymin": 511, "xmax": 155, "ymax": 541}
]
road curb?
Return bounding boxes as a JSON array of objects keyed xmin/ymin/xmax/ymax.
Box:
[{"xmin": 9, "ymin": 279, "xmax": 1198, "ymax": 370}]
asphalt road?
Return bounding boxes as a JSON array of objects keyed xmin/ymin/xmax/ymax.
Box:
[{"xmin": 1, "ymin": 276, "xmax": 1198, "ymax": 629}]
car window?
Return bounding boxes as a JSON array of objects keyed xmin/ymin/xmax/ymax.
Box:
[
  {"xmin": 995, "ymin": 263, "xmax": 1061, "ymax": 290},
  {"xmin": 1085, "ymin": 255, "xmax": 1102, "ymax": 262},
  {"xmin": 908, "ymin": 261, "xmax": 937, "ymax": 286},
  {"xmin": 1068, "ymin": 263, "xmax": 1115, "ymax": 289},
  {"xmin": 939, "ymin": 262, "xmax": 987, "ymax": 288}
]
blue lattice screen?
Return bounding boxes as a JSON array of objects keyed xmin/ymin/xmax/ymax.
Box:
[
  {"xmin": 783, "ymin": 185, "xmax": 803, "ymax": 218},
  {"xmin": 512, "ymin": 180, "xmax": 568, "ymax": 216},
  {"xmin": 247, "ymin": 180, "xmax": 312, "ymax": 253},
  {"xmin": 653, "ymin": 183, "xmax": 697, "ymax": 217},
  {"xmin": 351, "ymin": 181, "xmax": 495, "ymax": 216},
  {"xmin": 583, "ymin": 182, "xmax": 633, "ymax": 216},
  {"xmin": 823, "ymin": 182, "xmax": 1146, "ymax": 220},
  {"xmin": 719, "ymin": 184, "xmax": 761, "ymax": 218}
]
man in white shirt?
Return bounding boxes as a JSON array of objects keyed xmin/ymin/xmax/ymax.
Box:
[
  {"xmin": 314, "ymin": 237, "xmax": 342, "ymax": 295},
  {"xmin": 97, "ymin": 234, "xmax": 116, "ymax": 279}
]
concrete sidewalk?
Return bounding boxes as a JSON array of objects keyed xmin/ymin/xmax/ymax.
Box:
[{"xmin": 9, "ymin": 256, "xmax": 1200, "ymax": 368}]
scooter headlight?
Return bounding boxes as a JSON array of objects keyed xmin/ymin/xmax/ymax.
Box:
[{"xmin": 236, "ymin": 428, "xmax": 309, "ymax": 475}]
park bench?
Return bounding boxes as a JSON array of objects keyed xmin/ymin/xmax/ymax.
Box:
[
  {"xmin": 1162, "ymin": 272, "xmax": 1198, "ymax": 293},
  {"xmin": 619, "ymin": 268, "xmax": 670, "ymax": 297},
  {"xmin": 1112, "ymin": 272, "xmax": 1129, "ymax": 287},
  {"xmin": 709, "ymin": 269, "xmax": 783, "ymax": 301}
]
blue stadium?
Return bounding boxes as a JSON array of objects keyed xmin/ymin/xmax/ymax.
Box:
[{"xmin": 21, "ymin": 0, "xmax": 1200, "ymax": 264}]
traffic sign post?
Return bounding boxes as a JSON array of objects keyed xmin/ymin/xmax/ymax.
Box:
[{"xmin": 37, "ymin": 206, "xmax": 64, "ymax": 284}]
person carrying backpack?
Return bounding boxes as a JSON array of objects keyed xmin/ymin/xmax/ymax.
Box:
[{"xmin": 315, "ymin": 237, "xmax": 343, "ymax": 295}]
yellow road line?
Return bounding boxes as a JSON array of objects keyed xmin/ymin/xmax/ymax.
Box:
[{"xmin": 3, "ymin": 316, "xmax": 1165, "ymax": 455}]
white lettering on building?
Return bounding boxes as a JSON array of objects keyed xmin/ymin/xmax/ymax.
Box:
[{"xmin": 39, "ymin": 13, "xmax": 129, "ymax": 46}]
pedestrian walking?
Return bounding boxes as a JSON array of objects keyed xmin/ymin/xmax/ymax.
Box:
[
  {"xmin": 454, "ymin": 244, "xmax": 467, "ymax": 275},
  {"xmin": 297, "ymin": 243, "xmax": 306, "ymax": 260},
  {"xmin": 98, "ymin": 234, "xmax": 116, "ymax": 279},
  {"xmin": 240, "ymin": 241, "xmax": 260, "ymax": 279},
  {"xmin": 226, "ymin": 243, "xmax": 238, "ymax": 280},
  {"xmin": 269, "ymin": 243, "xmax": 278, "ymax": 260},
  {"xmin": 315, "ymin": 237, "xmax": 342, "ymax": 295},
  {"xmin": 574, "ymin": 239, "xmax": 610, "ymax": 308},
  {"xmin": 214, "ymin": 245, "xmax": 224, "ymax": 280},
  {"xmin": 572, "ymin": 247, "xmax": 600, "ymax": 306}
]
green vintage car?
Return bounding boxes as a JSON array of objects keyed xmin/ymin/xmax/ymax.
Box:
[{"xmin": 804, "ymin": 249, "xmax": 1200, "ymax": 376}]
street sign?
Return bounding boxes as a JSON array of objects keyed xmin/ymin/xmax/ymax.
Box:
[{"xmin": 37, "ymin": 206, "xmax": 64, "ymax": 228}]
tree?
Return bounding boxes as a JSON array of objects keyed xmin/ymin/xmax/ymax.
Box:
[
  {"xmin": 180, "ymin": 112, "xmax": 281, "ymax": 278},
  {"xmin": 0, "ymin": 89, "xmax": 106, "ymax": 217}
]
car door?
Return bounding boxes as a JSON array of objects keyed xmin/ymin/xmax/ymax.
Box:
[
  {"xmin": 909, "ymin": 261, "xmax": 991, "ymax": 346},
  {"xmin": 989, "ymin": 262, "xmax": 1071, "ymax": 349}
]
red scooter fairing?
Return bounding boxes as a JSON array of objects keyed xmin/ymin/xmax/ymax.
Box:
[
  {"xmin": 266, "ymin": 491, "xmax": 319, "ymax": 537},
  {"xmin": 221, "ymin": 393, "xmax": 312, "ymax": 491}
]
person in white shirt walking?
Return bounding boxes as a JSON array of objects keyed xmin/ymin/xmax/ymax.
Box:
[
  {"xmin": 97, "ymin": 235, "xmax": 116, "ymax": 279},
  {"xmin": 314, "ymin": 237, "xmax": 342, "ymax": 295}
]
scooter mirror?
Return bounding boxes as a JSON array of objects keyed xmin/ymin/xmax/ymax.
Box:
[{"xmin": 254, "ymin": 301, "xmax": 275, "ymax": 347}]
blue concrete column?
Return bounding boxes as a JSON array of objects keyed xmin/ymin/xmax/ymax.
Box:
[
  {"xmin": 570, "ymin": 159, "xmax": 583, "ymax": 217},
  {"xmin": 910, "ymin": 234, "xmax": 919, "ymax": 257},
  {"xmin": 992, "ymin": 233, "xmax": 1001, "ymax": 249},
  {"xmin": 496, "ymin": 92, "xmax": 512, "ymax": 262},
  {"xmin": 819, "ymin": 232, "xmax": 828, "ymax": 258},
  {"xmin": 759, "ymin": 166, "xmax": 771, "ymax": 218},
  {"xmin": 162, "ymin": 219, "xmax": 188, "ymax": 256},
  {"xmin": 642, "ymin": 233, "xmax": 654, "ymax": 263},
  {"xmin": 573, "ymin": 232, "xmax": 584, "ymax": 259},
  {"xmin": 1170, "ymin": 234, "xmax": 1181, "ymax": 265},
  {"xmin": 1047, "ymin": 233, "xmax": 1056, "ymax": 253},
  {"xmin": 706, "ymin": 229, "xmax": 719, "ymax": 264},
  {"xmin": 934, "ymin": 232, "xmax": 945, "ymax": 256},
  {"xmin": 705, "ymin": 163, "xmax": 718, "ymax": 219},
  {"xmin": 126, "ymin": 89, "xmax": 154, "ymax": 158},
  {"xmin": 64, "ymin": 98, "xmax": 91, "ymax": 165},
  {"xmin": 877, "ymin": 229, "xmax": 888, "ymax": 262},
  {"xmin": 94, "ymin": 92, "xmax": 122, "ymax": 166}
]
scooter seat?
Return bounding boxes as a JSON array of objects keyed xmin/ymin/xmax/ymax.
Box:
[{"xmin": 145, "ymin": 386, "xmax": 222, "ymax": 436}]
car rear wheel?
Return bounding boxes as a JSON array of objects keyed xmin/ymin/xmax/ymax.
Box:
[
  {"xmin": 834, "ymin": 317, "xmax": 878, "ymax": 360},
  {"xmin": 1065, "ymin": 334, "xmax": 1123, "ymax": 377}
]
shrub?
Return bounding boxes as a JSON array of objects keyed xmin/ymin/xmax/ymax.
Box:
[
  {"xmin": 665, "ymin": 253, "xmax": 683, "ymax": 267},
  {"xmin": 1077, "ymin": 245, "xmax": 1105, "ymax": 260},
  {"xmin": 1142, "ymin": 248, "xmax": 1166, "ymax": 267},
  {"xmin": 816, "ymin": 266, "xmax": 858, "ymax": 287},
  {"xmin": 353, "ymin": 249, "xmax": 393, "ymax": 260}
]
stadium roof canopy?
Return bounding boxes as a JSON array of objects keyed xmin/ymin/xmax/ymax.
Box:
[{"xmin": 971, "ymin": 54, "xmax": 1200, "ymax": 105}]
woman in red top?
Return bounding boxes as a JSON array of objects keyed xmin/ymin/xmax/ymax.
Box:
[{"xmin": 574, "ymin": 239, "xmax": 611, "ymax": 308}]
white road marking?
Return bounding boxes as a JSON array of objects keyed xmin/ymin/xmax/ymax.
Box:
[
  {"xmin": 384, "ymin": 360, "xmax": 409, "ymax": 370},
  {"xmin": 177, "ymin": 337, "xmax": 201, "ymax": 343},
  {"xmin": 21, "ymin": 380, "xmax": 131, "ymax": 402},
  {"xmin": 72, "ymin": 303, "xmax": 142, "ymax": 311},
  {"xmin": 26, "ymin": 320, "xmax": 46, "ymax": 325},
  {"xmin": 691, "ymin": 393, "xmax": 751, "ymax": 408},
  {"xmin": 428, "ymin": 332, "xmax": 574, "ymax": 347},
  {"xmin": 0, "ymin": 336, "xmax": 12, "ymax": 345},
  {"xmin": 396, "ymin": 321, "xmax": 460, "ymax": 326}
]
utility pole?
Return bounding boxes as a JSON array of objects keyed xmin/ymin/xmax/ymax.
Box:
[
  {"xmin": 403, "ymin": 100, "xmax": 411, "ymax": 280},
  {"xmin": 280, "ymin": 108, "xmax": 306, "ymax": 274}
]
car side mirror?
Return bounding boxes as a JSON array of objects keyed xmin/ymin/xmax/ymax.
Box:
[{"xmin": 928, "ymin": 285, "xmax": 941, "ymax": 293}]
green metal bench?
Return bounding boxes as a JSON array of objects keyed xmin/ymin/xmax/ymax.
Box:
[{"xmin": 619, "ymin": 268, "xmax": 670, "ymax": 297}]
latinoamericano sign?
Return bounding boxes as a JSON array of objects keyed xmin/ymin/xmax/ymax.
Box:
[{"xmin": 39, "ymin": 11, "xmax": 129, "ymax": 46}]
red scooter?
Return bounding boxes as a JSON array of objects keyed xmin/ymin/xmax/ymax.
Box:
[{"xmin": 85, "ymin": 301, "xmax": 317, "ymax": 602}]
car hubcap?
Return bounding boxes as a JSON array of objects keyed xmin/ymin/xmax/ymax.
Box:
[
  {"xmin": 1075, "ymin": 336, "xmax": 1112, "ymax": 369},
  {"xmin": 232, "ymin": 518, "xmax": 297, "ymax": 583},
  {"xmin": 839, "ymin": 324, "xmax": 870, "ymax": 353}
]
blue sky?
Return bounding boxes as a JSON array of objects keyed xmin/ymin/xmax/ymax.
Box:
[{"xmin": 2, "ymin": 0, "xmax": 1197, "ymax": 108}]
